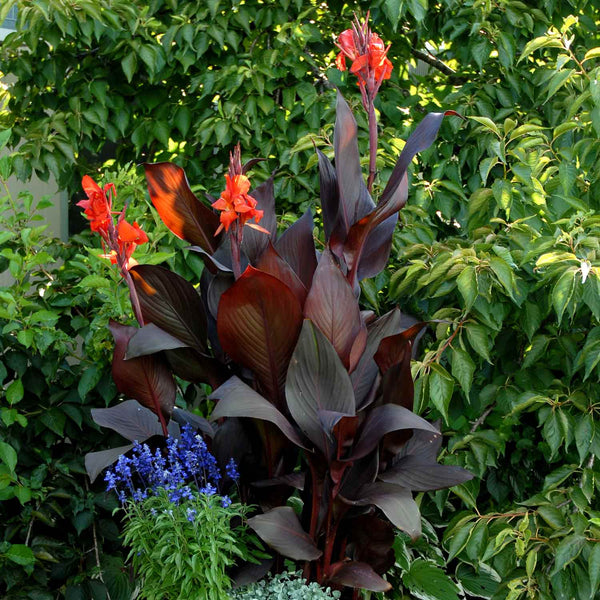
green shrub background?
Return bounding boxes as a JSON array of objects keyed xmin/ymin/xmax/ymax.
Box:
[{"xmin": 0, "ymin": 0, "xmax": 599, "ymax": 598}]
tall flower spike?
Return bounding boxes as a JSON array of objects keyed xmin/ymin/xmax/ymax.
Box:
[
  {"xmin": 78, "ymin": 176, "xmax": 148, "ymax": 325},
  {"xmin": 211, "ymin": 144, "xmax": 268, "ymax": 236},
  {"xmin": 335, "ymin": 14, "xmax": 392, "ymax": 192},
  {"xmin": 335, "ymin": 13, "xmax": 392, "ymax": 98}
]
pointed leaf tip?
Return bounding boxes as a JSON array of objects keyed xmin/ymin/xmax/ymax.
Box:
[
  {"xmin": 143, "ymin": 162, "xmax": 221, "ymax": 253},
  {"xmin": 248, "ymin": 507, "xmax": 322, "ymax": 561}
]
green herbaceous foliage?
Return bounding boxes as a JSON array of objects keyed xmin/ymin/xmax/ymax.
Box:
[
  {"xmin": 123, "ymin": 491, "xmax": 260, "ymax": 600},
  {"xmin": 1, "ymin": 0, "xmax": 600, "ymax": 598},
  {"xmin": 372, "ymin": 8, "xmax": 600, "ymax": 600},
  {"xmin": 0, "ymin": 152, "xmax": 135, "ymax": 594}
]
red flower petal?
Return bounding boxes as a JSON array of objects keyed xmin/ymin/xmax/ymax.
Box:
[{"xmin": 118, "ymin": 219, "xmax": 141, "ymax": 243}]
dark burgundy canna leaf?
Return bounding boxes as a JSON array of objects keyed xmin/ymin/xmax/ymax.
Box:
[
  {"xmin": 342, "ymin": 174, "xmax": 408, "ymax": 288},
  {"xmin": 401, "ymin": 426, "xmax": 443, "ymax": 462},
  {"xmin": 189, "ymin": 246, "xmax": 233, "ymax": 274},
  {"xmin": 286, "ymin": 320, "xmax": 355, "ymax": 453},
  {"xmin": 163, "ymin": 347, "xmax": 227, "ymax": 389},
  {"xmin": 252, "ymin": 473, "xmax": 306, "ymax": 490},
  {"xmin": 351, "ymin": 404, "xmax": 439, "ymax": 460},
  {"xmin": 316, "ymin": 148, "xmax": 339, "ymax": 241},
  {"xmin": 333, "ymin": 92, "xmax": 375, "ymax": 240},
  {"xmin": 318, "ymin": 409, "xmax": 349, "ymax": 439},
  {"xmin": 347, "ymin": 482, "xmax": 421, "ymax": 539},
  {"xmin": 379, "ymin": 455, "xmax": 473, "ymax": 491},
  {"xmin": 304, "ymin": 249, "xmax": 366, "ymax": 369},
  {"xmin": 356, "ymin": 213, "xmax": 398, "ymax": 281},
  {"xmin": 129, "ymin": 264, "xmax": 208, "ymax": 352},
  {"xmin": 380, "ymin": 357, "xmax": 414, "ymax": 413},
  {"xmin": 248, "ymin": 506, "xmax": 322, "ymax": 561},
  {"xmin": 143, "ymin": 162, "xmax": 220, "ymax": 253},
  {"xmin": 85, "ymin": 444, "xmax": 133, "ymax": 483},
  {"xmin": 171, "ymin": 407, "xmax": 214, "ymax": 438},
  {"xmin": 241, "ymin": 177, "xmax": 276, "ymax": 263},
  {"xmin": 91, "ymin": 399, "xmax": 179, "ymax": 441},
  {"xmin": 351, "ymin": 309, "xmax": 404, "ymax": 408},
  {"xmin": 256, "ymin": 241, "xmax": 307, "ymax": 305},
  {"xmin": 374, "ymin": 322, "xmax": 429, "ymax": 373},
  {"xmin": 345, "ymin": 516, "xmax": 395, "ymax": 575},
  {"xmin": 109, "ymin": 322, "xmax": 176, "ymax": 422},
  {"xmin": 380, "ymin": 111, "xmax": 458, "ymax": 204},
  {"xmin": 326, "ymin": 560, "xmax": 391, "ymax": 592},
  {"xmin": 275, "ymin": 209, "xmax": 318, "ymax": 290},
  {"xmin": 339, "ymin": 114, "xmax": 459, "ymax": 286},
  {"xmin": 339, "ymin": 450, "xmax": 379, "ymax": 500},
  {"xmin": 210, "ymin": 376, "xmax": 308, "ymax": 449},
  {"xmin": 230, "ymin": 559, "xmax": 274, "ymax": 589},
  {"xmin": 348, "ymin": 325, "xmax": 368, "ymax": 374},
  {"xmin": 361, "ymin": 310, "xmax": 376, "ymax": 325},
  {"xmin": 217, "ymin": 266, "xmax": 303, "ymax": 404},
  {"xmin": 125, "ymin": 323, "xmax": 189, "ymax": 359},
  {"xmin": 242, "ymin": 157, "xmax": 266, "ymax": 174},
  {"xmin": 212, "ymin": 418, "xmax": 256, "ymax": 488},
  {"xmin": 205, "ymin": 270, "xmax": 235, "ymax": 320},
  {"xmin": 377, "ymin": 321, "xmax": 429, "ymax": 413}
]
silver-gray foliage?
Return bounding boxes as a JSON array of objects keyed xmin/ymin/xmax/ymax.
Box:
[{"xmin": 230, "ymin": 572, "xmax": 341, "ymax": 600}]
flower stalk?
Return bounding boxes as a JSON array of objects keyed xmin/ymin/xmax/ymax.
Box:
[
  {"xmin": 77, "ymin": 176, "xmax": 148, "ymax": 326},
  {"xmin": 212, "ymin": 143, "xmax": 268, "ymax": 279},
  {"xmin": 336, "ymin": 13, "xmax": 393, "ymax": 193}
]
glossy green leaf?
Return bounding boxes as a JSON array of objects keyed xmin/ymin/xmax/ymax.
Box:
[
  {"xmin": 465, "ymin": 323, "xmax": 492, "ymax": 363},
  {"xmin": 450, "ymin": 347, "xmax": 476, "ymax": 396},
  {"xmin": 428, "ymin": 364, "xmax": 454, "ymax": 424},
  {"xmin": 551, "ymin": 535, "xmax": 586, "ymax": 575},
  {"xmin": 518, "ymin": 35, "xmax": 563, "ymax": 62},
  {"xmin": 0, "ymin": 442, "xmax": 17, "ymax": 474},
  {"xmin": 403, "ymin": 558, "xmax": 461, "ymax": 600},
  {"xmin": 552, "ymin": 268, "xmax": 576, "ymax": 324},
  {"xmin": 590, "ymin": 542, "xmax": 600, "ymax": 597},
  {"xmin": 457, "ymin": 266, "xmax": 478, "ymax": 309}
]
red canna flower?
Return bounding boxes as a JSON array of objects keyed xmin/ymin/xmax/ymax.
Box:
[
  {"xmin": 78, "ymin": 176, "xmax": 148, "ymax": 272},
  {"xmin": 118, "ymin": 219, "xmax": 149, "ymax": 245},
  {"xmin": 115, "ymin": 219, "xmax": 149, "ymax": 269},
  {"xmin": 212, "ymin": 145, "xmax": 267, "ymax": 236},
  {"xmin": 77, "ymin": 175, "xmax": 115, "ymax": 234},
  {"xmin": 335, "ymin": 15, "xmax": 392, "ymax": 93},
  {"xmin": 335, "ymin": 14, "xmax": 393, "ymax": 193}
]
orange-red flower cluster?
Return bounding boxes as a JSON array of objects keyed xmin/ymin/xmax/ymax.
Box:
[
  {"xmin": 78, "ymin": 176, "xmax": 148, "ymax": 272},
  {"xmin": 211, "ymin": 145, "xmax": 267, "ymax": 236},
  {"xmin": 78, "ymin": 175, "xmax": 114, "ymax": 234},
  {"xmin": 212, "ymin": 173, "xmax": 264, "ymax": 235},
  {"xmin": 335, "ymin": 17, "xmax": 392, "ymax": 90}
]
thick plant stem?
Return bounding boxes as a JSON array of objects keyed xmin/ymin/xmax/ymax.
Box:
[
  {"xmin": 123, "ymin": 269, "xmax": 145, "ymax": 327},
  {"xmin": 367, "ymin": 98, "xmax": 378, "ymax": 193},
  {"xmin": 230, "ymin": 225, "xmax": 242, "ymax": 280},
  {"xmin": 155, "ymin": 406, "xmax": 169, "ymax": 437}
]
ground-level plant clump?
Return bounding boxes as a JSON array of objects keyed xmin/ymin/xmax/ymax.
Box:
[
  {"xmin": 103, "ymin": 426, "xmax": 264, "ymax": 600},
  {"xmin": 231, "ymin": 571, "xmax": 341, "ymax": 599}
]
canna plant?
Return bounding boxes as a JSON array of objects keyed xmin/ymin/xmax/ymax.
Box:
[{"xmin": 85, "ymin": 16, "xmax": 472, "ymax": 596}]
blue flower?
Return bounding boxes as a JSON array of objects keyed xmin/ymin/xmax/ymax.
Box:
[
  {"xmin": 225, "ymin": 458, "xmax": 239, "ymax": 481},
  {"xmin": 220, "ymin": 495, "xmax": 232, "ymax": 508},
  {"xmin": 186, "ymin": 507, "xmax": 197, "ymax": 522},
  {"xmin": 103, "ymin": 425, "xmax": 239, "ymax": 508},
  {"xmin": 199, "ymin": 483, "xmax": 217, "ymax": 496}
]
